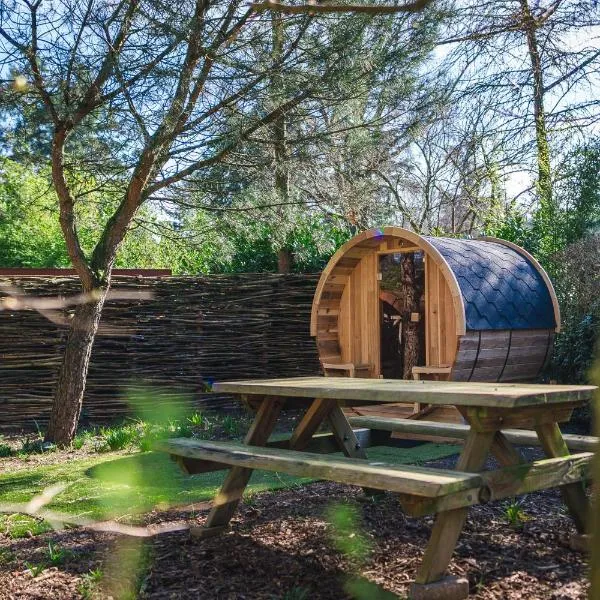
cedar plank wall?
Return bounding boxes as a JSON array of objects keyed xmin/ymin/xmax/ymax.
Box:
[
  {"xmin": 0, "ymin": 274, "xmax": 321, "ymax": 430},
  {"xmin": 425, "ymin": 256, "xmax": 458, "ymax": 368},
  {"xmin": 337, "ymin": 248, "xmax": 380, "ymax": 374},
  {"xmin": 451, "ymin": 330, "xmax": 554, "ymax": 382}
]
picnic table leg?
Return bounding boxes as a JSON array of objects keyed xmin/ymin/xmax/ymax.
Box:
[
  {"xmin": 290, "ymin": 399, "xmax": 368, "ymax": 459},
  {"xmin": 535, "ymin": 422, "xmax": 589, "ymax": 534},
  {"xmin": 290, "ymin": 398, "xmax": 377, "ymax": 494},
  {"xmin": 410, "ymin": 429, "xmax": 496, "ymax": 600},
  {"xmin": 327, "ymin": 405, "xmax": 369, "ymax": 460},
  {"xmin": 289, "ymin": 398, "xmax": 336, "ymax": 450},
  {"xmin": 458, "ymin": 408, "xmax": 523, "ymax": 467},
  {"xmin": 195, "ymin": 397, "xmax": 283, "ymax": 538},
  {"xmin": 491, "ymin": 431, "xmax": 524, "ymax": 466}
]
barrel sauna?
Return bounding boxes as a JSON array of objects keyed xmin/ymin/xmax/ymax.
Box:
[{"xmin": 310, "ymin": 227, "xmax": 560, "ymax": 421}]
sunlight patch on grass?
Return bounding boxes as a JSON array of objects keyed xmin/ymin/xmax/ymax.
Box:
[{"xmin": 0, "ymin": 443, "xmax": 459, "ymax": 538}]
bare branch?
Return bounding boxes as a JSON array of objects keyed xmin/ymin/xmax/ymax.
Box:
[{"xmin": 251, "ymin": 0, "xmax": 433, "ymax": 15}]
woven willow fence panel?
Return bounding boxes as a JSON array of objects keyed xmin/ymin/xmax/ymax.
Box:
[{"xmin": 0, "ymin": 274, "xmax": 321, "ymax": 429}]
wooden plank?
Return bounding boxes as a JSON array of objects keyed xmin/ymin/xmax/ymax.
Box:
[
  {"xmin": 444, "ymin": 282, "xmax": 457, "ymax": 367},
  {"xmin": 400, "ymin": 452, "xmax": 594, "ymax": 518},
  {"xmin": 482, "ymin": 452, "xmax": 594, "ymax": 501},
  {"xmin": 346, "ymin": 416, "xmax": 599, "ymax": 452},
  {"xmin": 490, "ymin": 432, "xmax": 523, "ymax": 467},
  {"xmin": 424, "ymin": 255, "xmax": 430, "ymax": 366},
  {"xmin": 156, "ymin": 438, "xmax": 483, "ymax": 498},
  {"xmin": 213, "ymin": 377, "xmax": 596, "ymax": 409},
  {"xmin": 428, "ymin": 259, "xmax": 440, "ymax": 366},
  {"xmin": 463, "ymin": 404, "xmax": 575, "ymax": 431},
  {"xmin": 437, "ymin": 269, "xmax": 445, "ymax": 366}
]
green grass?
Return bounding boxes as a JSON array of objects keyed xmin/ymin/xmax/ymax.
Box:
[{"xmin": 0, "ymin": 442, "xmax": 458, "ymax": 538}]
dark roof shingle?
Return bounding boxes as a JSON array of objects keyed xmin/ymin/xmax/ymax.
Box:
[{"xmin": 424, "ymin": 237, "xmax": 556, "ymax": 331}]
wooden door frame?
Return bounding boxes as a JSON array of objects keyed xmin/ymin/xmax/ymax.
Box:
[{"xmin": 376, "ymin": 249, "xmax": 427, "ymax": 380}]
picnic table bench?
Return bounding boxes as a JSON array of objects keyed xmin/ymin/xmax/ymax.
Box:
[{"xmin": 155, "ymin": 377, "xmax": 597, "ymax": 600}]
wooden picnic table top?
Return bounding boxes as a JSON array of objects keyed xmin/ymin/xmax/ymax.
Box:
[{"xmin": 213, "ymin": 376, "xmax": 597, "ymax": 409}]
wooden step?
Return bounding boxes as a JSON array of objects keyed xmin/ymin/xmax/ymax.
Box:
[
  {"xmin": 348, "ymin": 416, "xmax": 599, "ymax": 452},
  {"xmin": 156, "ymin": 438, "xmax": 482, "ymax": 498}
]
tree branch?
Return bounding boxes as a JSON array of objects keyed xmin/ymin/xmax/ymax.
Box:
[{"xmin": 251, "ymin": 0, "xmax": 433, "ymax": 15}]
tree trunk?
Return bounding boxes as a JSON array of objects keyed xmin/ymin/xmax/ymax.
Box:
[
  {"xmin": 277, "ymin": 248, "xmax": 293, "ymax": 273},
  {"xmin": 401, "ymin": 254, "xmax": 420, "ymax": 379},
  {"xmin": 45, "ymin": 290, "xmax": 107, "ymax": 445},
  {"xmin": 520, "ymin": 0, "xmax": 555, "ymax": 258}
]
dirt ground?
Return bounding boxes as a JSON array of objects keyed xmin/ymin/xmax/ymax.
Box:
[{"xmin": 0, "ymin": 452, "xmax": 589, "ymax": 600}]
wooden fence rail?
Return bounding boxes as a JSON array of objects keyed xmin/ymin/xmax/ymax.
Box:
[{"xmin": 0, "ymin": 274, "xmax": 321, "ymax": 430}]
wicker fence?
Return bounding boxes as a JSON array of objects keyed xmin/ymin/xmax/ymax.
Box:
[{"xmin": 0, "ymin": 274, "xmax": 321, "ymax": 430}]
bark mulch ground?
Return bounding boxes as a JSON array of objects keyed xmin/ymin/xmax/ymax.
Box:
[{"xmin": 0, "ymin": 452, "xmax": 589, "ymax": 600}]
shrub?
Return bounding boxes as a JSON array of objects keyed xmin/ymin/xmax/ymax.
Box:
[
  {"xmin": 99, "ymin": 426, "xmax": 138, "ymax": 452},
  {"xmin": 0, "ymin": 443, "xmax": 13, "ymax": 457}
]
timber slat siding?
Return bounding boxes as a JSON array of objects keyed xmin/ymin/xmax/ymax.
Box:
[{"xmin": 0, "ymin": 274, "xmax": 321, "ymax": 429}]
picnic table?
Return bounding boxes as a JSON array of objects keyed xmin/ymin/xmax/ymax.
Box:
[{"xmin": 156, "ymin": 377, "xmax": 597, "ymax": 600}]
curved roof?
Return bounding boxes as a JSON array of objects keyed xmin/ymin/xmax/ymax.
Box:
[{"xmin": 424, "ymin": 237, "xmax": 557, "ymax": 331}]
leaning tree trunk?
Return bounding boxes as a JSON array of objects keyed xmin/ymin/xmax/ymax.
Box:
[{"xmin": 45, "ymin": 290, "xmax": 107, "ymax": 445}]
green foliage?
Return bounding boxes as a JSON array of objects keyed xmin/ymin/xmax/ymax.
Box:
[
  {"xmin": 0, "ymin": 549, "xmax": 15, "ymax": 565},
  {"xmin": 503, "ymin": 500, "xmax": 529, "ymax": 529},
  {"xmin": 281, "ymin": 587, "xmax": 311, "ymax": 600},
  {"xmin": 98, "ymin": 426, "xmax": 138, "ymax": 452},
  {"xmin": 77, "ymin": 568, "xmax": 103, "ymax": 600},
  {"xmin": 187, "ymin": 412, "xmax": 208, "ymax": 428},
  {"xmin": 46, "ymin": 540, "xmax": 68, "ymax": 566},
  {"xmin": 344, "ymin": 578, "xmax": 400, "ymax": 600},
  {"xmin": 556, "ymin": 141, "xmax": 600, "ymax": 246},
  {"xmin": 0, "ymin": 443, "xmax": 13, "ymax": 457},
  {"xmin": 326, "ymin": 503, "xmax": 372, "ymax": 562},
  {"xmin": 220, "ymin": 415, "xmax": 243, "ymax": 438},
  {"xmin": 0, "ymin": 158, "xmax": 68, "ymax": 267},
  {"xmin": 25, "ymin": 561, "xmax": 46, "ymax": 577},
  {"xmin": 325, "ymin": 502, "xmax": 401, "ymax": 599},
  {"xmin": 483, "ymin": 203, "xmax": 539, "ymax": 254}
]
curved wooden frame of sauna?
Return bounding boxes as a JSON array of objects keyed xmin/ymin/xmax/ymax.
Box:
[{"xmin": 310, "ymin": 227, "xmax": 467, "ymax": 376}]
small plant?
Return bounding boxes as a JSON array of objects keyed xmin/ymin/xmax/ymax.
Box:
[
  {"xmin": 282, "ymin": 587, "xmax": 311, "ymax": 600},
  {"xmin": 503, "ymin": 500, "xmax": 529, "ymax": 528},
  {"xmin": 243, "ymin": 493, "xmax": 258, "ymax": 507},
  {"xmin": 99, "ymin": 425, "xmax": 137, "ymax": 452},
  {"xmin": 187, "ymin": 412, "xmax": 208, "ymax": 428},
  {"xmin": 77, "ymin": 568, "xmax": 103, "ymax": 599},
  {"xmin": 167, "ymin": 419, "xmax": 193, "ymax": 438},
  {"xmin": 0, "ymin": 443, "xmax": 13, "ymax": 457},
  {"xmin": 25, "ymin": 561, "xmax": 46, "ymax": 577},
  {"xmin": 0, "ymin": 549, "xmax": 15, "ymax": 565},
  {"xmin": 221, "ymin": 414, "xmax": 242, "ymax": 437},
  {"xmin": 19, "ymin": 429, "xmax": 56, "ymax": 454},
  {"xmin": 47, "ymin": 540, "xmax": 67, "ymax": 565},
  {"xmin": 72, "ymin": 429, "xmax": 95, "ymax": 450}
]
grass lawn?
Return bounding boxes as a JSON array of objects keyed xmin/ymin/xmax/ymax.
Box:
[{"xmin": 0, "ymin": 443, "xmax": 459, "ymax": 539}]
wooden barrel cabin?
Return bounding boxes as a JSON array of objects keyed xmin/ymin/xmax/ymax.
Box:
[{"xmin": 310, "ymin": 227, "xmax": 560, "ymax": 394}]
